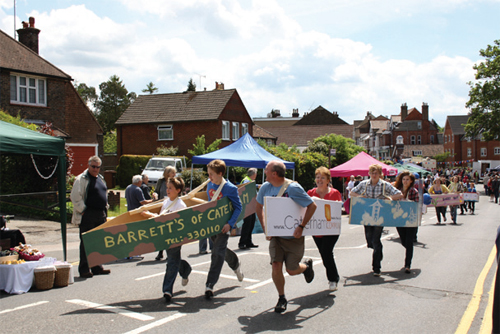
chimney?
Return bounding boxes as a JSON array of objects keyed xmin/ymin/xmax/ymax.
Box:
[
  {"xmin": 215, "ymin": 82, "xmax": 224, "ymax": 90},
  {"xmin": 292, "ymin": 108, "xmax": 299, "ymax": 118},
  {"xmin": 17, "ymin": 16, "xmax": 40, "ymax": 54},
  {"xmin": 422, "ymin": 102, "xmax": 429, "ymax": 121},
  {"xmin": 401, "ymin": 103, "xmax": 408, "ymax": 121},
  {"xmin": 271, "ymin": 109, "xmax": 281, "ymax": 118}
]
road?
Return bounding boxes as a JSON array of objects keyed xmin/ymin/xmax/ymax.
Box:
[{"xmin": 1, "ymin": 189, "xmax": 498, "ymax": 333}]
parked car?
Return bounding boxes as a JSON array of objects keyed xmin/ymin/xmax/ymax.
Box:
[{"xmin": 141, "ymin": 156, "xmax": 187, "ymax": 186}]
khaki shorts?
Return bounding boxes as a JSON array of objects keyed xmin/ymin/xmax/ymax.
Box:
[{"xmin": 269, "ymin": 237, "xmax": 305, "ymax": 271}]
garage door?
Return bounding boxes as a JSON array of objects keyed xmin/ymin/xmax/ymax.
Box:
[{"xmin": 69, "ymin": 146, "xmax": 97, "ymax": 176}]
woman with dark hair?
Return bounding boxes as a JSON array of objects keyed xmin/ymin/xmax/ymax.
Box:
[
  {"xmin": 428, "ymin": 178, "xmax": 449, "ymax": 224},
  {"xmin": 307, "ymin": 166, "xmax": 342, "ymax": 291},
  {"xmin": 393, "ymin": 171, "xmax": 419, "ymax": 273}
]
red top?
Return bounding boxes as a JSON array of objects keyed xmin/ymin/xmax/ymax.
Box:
[
  {"xmin": 307, "ymin": 187, "xmax": 342, "ymax": 201},
  {"xmin": 307, "ymin": 187, "xmax": 342, "ymax": 238}
]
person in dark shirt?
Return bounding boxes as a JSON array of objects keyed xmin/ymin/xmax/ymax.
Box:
[{"xmin": 70, "ymin": 156, "xmax": 111, "ymax": 278}]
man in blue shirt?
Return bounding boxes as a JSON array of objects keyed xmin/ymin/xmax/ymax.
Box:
[
  {"xmin": 125, "ymin": 175, "xmax": 154, "ymax": 211},
  {"xmin": 256, "ymin": 160, "xmax": 317, "ymax": 313},
  {"xmin": 204, "ymin": 159, "xmax": 244, "ymax": 299}
]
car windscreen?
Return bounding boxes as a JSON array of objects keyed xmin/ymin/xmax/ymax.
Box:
[{"xmin": 145, "ymin": 160, "xmax": 175, "ymax": 170}]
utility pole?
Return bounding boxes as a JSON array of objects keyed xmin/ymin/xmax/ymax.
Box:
[
  {"xmin": 13, "ymin": 0, "xmax": 16, "ymax": 38},
  {"xmin": 197, "ymin": 74, "xmax": 206, "ymax": 90}
]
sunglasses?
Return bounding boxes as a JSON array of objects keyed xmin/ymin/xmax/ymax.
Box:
[{"xmin": 90, "ymin": 165, "xmax": 101, "ymax": 169}]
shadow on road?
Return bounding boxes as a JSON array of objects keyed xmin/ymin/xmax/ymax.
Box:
[
  {"xmin": 343, "ymin": 268, "xmax": 422, "ymax": 287},
  {"xmin": 237, "ymin": 290, "xmax": 335, "ymax": 333}
]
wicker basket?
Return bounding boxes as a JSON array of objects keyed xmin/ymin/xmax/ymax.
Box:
[
  {"xmin": 54, "ymin": 264, "xmax": 72, "ymax": 287},
  {"xmin": 34, "ymin": 266, "xmax": 56, "ymax": 290}
]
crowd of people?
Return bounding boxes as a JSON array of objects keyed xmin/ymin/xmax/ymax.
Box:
[{"xmin": 72, "ymin": 156, "xmax": 488, "ymax": 314}]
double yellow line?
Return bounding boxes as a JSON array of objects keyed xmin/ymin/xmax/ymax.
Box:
[{"xmin": 456, "ymin": 246, "xmax": 497, "ymax": 333}]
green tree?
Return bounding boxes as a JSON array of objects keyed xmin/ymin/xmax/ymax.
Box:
[
  {"xmin": 304, "ymin": 133, "xmax": 364, "ymax": 167},
  {"xmin": 156, "ymin": 145, "xmax": 179, "ymax": 156},
  {"xmin": 95, "ymin": 75, "xmax": 136, "ymax": 133},
  {"xmin": 74, "ymin": 81, "xmax": 98, "ymax": 110},
  {"xmin": 433, "ymin": 151, "xmax": 452, "ymax": 162},
  {"xmin": 142, "ymin": 81, "xmax": 158, "ymax": 94},
  {"xmin": 431, "ymin": 119, "xmax": 443, "ymax": 132},
  {"xmin": 188, "ymin": 135, "xmax": 221, "ymax": 156},
  {"xmin": 103, "ymin": 132, "xmax": 117, "ymax": 153},
  {"xmin": 187, "ymin": 78, "xmax": 196, "ymax": 92},
  {"xmin": 465, "ymin": 40, "xmax": 500, "ymax": 140}
]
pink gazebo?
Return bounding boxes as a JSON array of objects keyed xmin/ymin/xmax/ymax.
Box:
[{"xmin": 330, "ymin": 152, "xmax": 398, "ymax": 178}]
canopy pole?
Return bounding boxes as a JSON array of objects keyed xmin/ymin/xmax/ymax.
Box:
[
  {"xmin": 58, "ymin": 154, "xmax": 67, "ymax": 261},
  {"xmin": 190, "ymin": 164, "xmax": 194, "ymax": 190}
]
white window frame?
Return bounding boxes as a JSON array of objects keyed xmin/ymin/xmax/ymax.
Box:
[
  {"xmin": 10, "ymin": 73, "xmax": 47, "ymax": 106},
  {"xmin": 222, "ymin": 121, "xmax": 230, "ymax": 140},
  {"xmin": 417, "ymin": 121, "xmax": 422, "ymax": 129},
  {"xmin": 444, "ymin": 136, "xmax": 447, "ymax": 144},
  {"xmin": 495, "ymin": 147, "xmax": 500, "ymax": 155},
  {"xmin": 452, "ymin": 135, "xmax": 454, "ymax": 143},
  {"xmin": 157, "ymin": 125, "xmax": 173, "ymax": 140},
  {"xmin": 417, "ymin": 135, "xmax": 421, "ymax": 145},
  {"xmin": 481, "ymin": 147, "xmax": 487, "ymax": 157},
  {"xmin": 413, "ymin": 150, "xmax": 422, "ymax": 156},
  {"xmin": 241, "ymin": 123, "xmax": 248, "ymax": 135},
  {"xmin": 467, "ymin": 148, "xmax": 472, "ymax": 157},
  {"xmin": 410, "ymin": 135, "xmax": 415, "ymax": 145},
  {"xmin": 232, "ymin": 122, "xmax": 239, "ymax": 140}
]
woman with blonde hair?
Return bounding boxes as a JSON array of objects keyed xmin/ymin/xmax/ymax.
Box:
[{"xmin": 428, "ymin": 177, "xmax": 450, "ymax": 224}]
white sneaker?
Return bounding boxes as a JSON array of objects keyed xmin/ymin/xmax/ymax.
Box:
[
  {"xmin": 234, "ymin": 262, "xmax": 244, "ymax": 282},
  {"xmin": 329, "ymin": 281, "xmax": 338, "ymax": 291},
  {"xmin": 182, "ymin": 278, "xmax": 189, "ymax": 286}
]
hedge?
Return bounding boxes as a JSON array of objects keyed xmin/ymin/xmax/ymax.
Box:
[{"xmin": 116, "ymin": 155, "xmax": 152, "ymax": 188}]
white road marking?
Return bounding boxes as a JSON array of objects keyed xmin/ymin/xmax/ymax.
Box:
[
  {"xmin": 123, "ymin": 313, "xmax": 187, "ymax": 334},
  {"xmin": 336, "ymin": 233, "xmax": 396, "ymax": 250},
  {"xmin": 0, "ymin": 301, "xmax": 49, "ymax": 315},
  {"xmin": 190, "ymin": 270, "xmax": 259, "ymax": 282},
  {"xmin": 66, "ymin": 299, "xmax": 154, "ymax": 321}
]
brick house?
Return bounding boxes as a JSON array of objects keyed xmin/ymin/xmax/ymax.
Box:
[
  {"xmin": 115, "ymin": 83, "xmax": 253, "ymax": 157},
  {"xmin": 252, "ymin": 106, "xmax": 353, "ymax": 151},
  {"xmin": 0, "ymin": 19, "xmax": 103, "ymax": 175},
  {"xmin": 444, "ymin": 115, "xmax": 500, "ymax": 173},
  {"xmin": 252, "ymin": 125, "xmax": 277, "ymax": 146},
  {"xmin": 391, "ymin": 103, "xmax": 441, "ymax": 159}
]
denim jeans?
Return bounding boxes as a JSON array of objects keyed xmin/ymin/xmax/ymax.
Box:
[
  {"xmin": 206, "ymin": 232, "xmax": 239, "ymax": 288},
  {"xmin": 449, "ymin": 205, "xmax": 458, "ymax": 223},
  {"xmin": 313, "ymin": 235, "xmax": 339, "ymax": 283},
  {"xmin": 162, "ymin": 246, "xmax": 192, "ymax": 294},
  {"xmin": 396, "ymin": 227, "xmax": 417, "ymax": 268},
  {"xmin": 364, "ymin": 226, "xmax": 383, "ymax": 272},
  {"xmin": 199, "ymin": 237, "xmax": 213, "ymax": 253}
]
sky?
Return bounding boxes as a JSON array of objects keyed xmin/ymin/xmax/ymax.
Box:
[{"xmin": 1, "ymin": 0, "xmax": 499, "ymax": 127}]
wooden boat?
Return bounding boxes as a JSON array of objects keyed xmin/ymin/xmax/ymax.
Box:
[{"xmin": 82, "ymin": 180, "xmax": 256, "ymax": 267}]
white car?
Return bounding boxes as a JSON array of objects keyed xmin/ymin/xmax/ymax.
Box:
[{"xmin": 141, "ymin": 156, "xmax": 186, "ymax": 186}]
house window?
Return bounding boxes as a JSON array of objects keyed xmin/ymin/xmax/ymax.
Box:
[
  {"xmin": 452, "ymin": 149, "xmax": 454, "ymax": 155},
  {"xmin": 413, "ymin": 150, "xmax": 422, "ymax": 156},
  {"xmin": 481, "ymin": 148, "xmax": 487, "ymax": 157},
  {"xmin": 495, "ymin": 148, "xmax": 500, "ymax": 155},
  {"xmin": 452, "ymin": 135, "xmax": 454, "ymax": 143},
  {"xmin": 430, "ymin": 135, "xmax": 434, "ymax": 143},
  {"xmin": 10, "ymin": 74, "xmax": 47, "ymax": 106},
  {"xmin": 157, "ymin": 125, "xmax": 173, "ymax": 140},
  {"xmin": 467, "ymin": 148, "xmax": 472, "ymax": 157},
  {"xmin": 417, "ymin": 135, "xmax": 421, "ymax": 144},
  {"xmin": 222, "ymin": 121, "xmax": 230, "ymax": 140},
  {"xmin": 444, "ymin": 136, "xmax": 447, "ymax": 144},
  {"xmin": 266, "ymin": 139, "xmax": 273, "ymax": 146},
  {"xmin": 396, "ymin": 135, "xmax": 403, "ymax": 144},
  {"xmin": 467, "ymin": 137, "xmax": 471, "ymax": 142},
  {"xmin": 417, "ymin": 121, "xmax": 421, "ymax": 129},
  {"xmin": 411, "ymin": 135, "xmax": 415, "ymax": 145},
  {"xmin": 241, "ymin": 123, "xmax": 248, "ymax": 135},
  {"xmin": 232, "ymin": 122, "xmax": 239, "ymax": 140}
]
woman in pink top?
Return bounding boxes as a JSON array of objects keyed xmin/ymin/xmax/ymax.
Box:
[{"xmin": 307, "ymin": 167, "xmax": 342, "ymax": 291}]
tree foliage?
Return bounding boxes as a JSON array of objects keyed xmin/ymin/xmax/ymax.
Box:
[
  {"xmin": 104, "ymin": 132, "xmax": 117, "ymax": 154},
  {"xmin": 74, "ymin": 81, "xmax": 98, "ymax": 110},
  {"xmin": 188, "ymin": 135, "xmax": 221, "ymax": 156},
  {"xmin": 433, "ymin": 151, "xmax": 453, "ymax": 162},
  {"xmin": 156, "ymin": 145, "xmax": 179, "ymax": 156},
  {"xmin": 187, "ymin": 78, "xmax": 196, "ymax": 92},
  {"xmin": 142, "ymin": 81, "xmax": 158, "ymax": 94},
  {"xmin": 0, "ymin": 110, "xmax": 37, "ymax": 130},
  {"xmin": 304, "ymin": 133, "xmax": 365, "ymax": 167},
  {"xmin": 95, "ymin": 75, "xmax": 136, "ymax": 134},
  {"xmin": 431, "ymin": 119, "xmax": 443, "ymax": 132},
  {"xmin": 465, "ymin": 40, "xmax": 500, "ymax": 141}
]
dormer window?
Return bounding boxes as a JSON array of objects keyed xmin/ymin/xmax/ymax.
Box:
[{"xmin": 10, "ymin": 74, "xmax": 47, "ymax": 106}]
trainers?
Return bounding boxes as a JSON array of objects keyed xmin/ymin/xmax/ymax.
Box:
[
  {"xmin": 329, "ymin": 281, "xmax": 338, "ymax": 291},
  {"xmin": 163, "ymin": 292, "xmax": 172, "ymax": 303},
  {"xmin": 205, "ymin": 286, "xmax": 214, "ymax": 300},
  {"xmin": 373, "ymin": 270, "xmax": 381, "ymax": 277},
  {"xmin": 274, "ymin": 297, "xmax": 287, "ymax": 313},
  {"xmin": 182, "ymin": 277, "xmax": 189, "ymax": 286},
  {"xmin": 303, "ymin": 258, "xmax": 314, "ymax": 283},
  {"xmin": 234, "ymin": 262, "xmax": 244, "ymax": 282}
]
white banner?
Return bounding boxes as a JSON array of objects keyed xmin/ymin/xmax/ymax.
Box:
[{"xmin": 264, "ymin": 197, "xmax": 342, "ymax": 237}]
